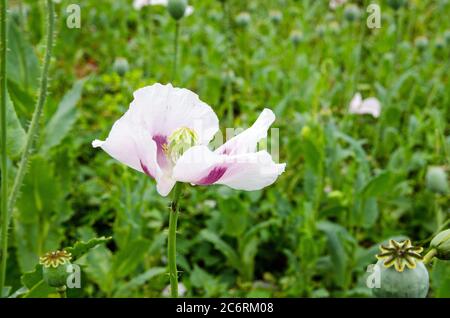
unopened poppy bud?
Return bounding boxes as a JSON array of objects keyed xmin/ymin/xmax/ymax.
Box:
[
  {"xmin": 235, "ymin": 12, "xmax": 251, "ymax": 27},
  {"xmin": 40, "ymin": 250, "xmax": 72, "ymax": 288},
  {"xmin": 387, "ymin": 0, "xmax": 407, "ymax": 10},
  {"xmin": 113, "ymin": 57, "xmax": 129, "ymax": 77},
  {"xmin": 430, "ymin": 229, "xmax": 450, "ymax": 260},
  {"xmin": 269, "ymin": 10, "xmax": 282, "ymax": 25},
  {"xmin": 290, "ymin": 30, "xmax": 303, "ymax": 46},
  {"xmin": 344, "ymin": 5, "xmax": 360, "ymax": 22},
  {"xmin": 426, "ymin": 166, "xmax": 448, "ymax": 194},
  {"xmin": 415, "ymin": 36, "xmax": 429, "ymax": 51},
  {"xmin": 168, "ymin": 0, "xmax": 187, "ymax": 21}
]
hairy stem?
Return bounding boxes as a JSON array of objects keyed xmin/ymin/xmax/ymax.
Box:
[
  {"xmin": 7, "ymin": 0, "xmax": 55, "ymax": 220},
  {"xmin": 168, "ymin": 183, "xmax": 183, "ymax": 298},
  {"xmin": 423, "ymin": 249, "xmax": 437, "ymax": 265},
  {"xmin": 0, "ymin": 0, "xmax": 8, "ymax": 295},
  {"xmin": 171, "ymin": 21, "xmax": 180, "ymax": 83}
]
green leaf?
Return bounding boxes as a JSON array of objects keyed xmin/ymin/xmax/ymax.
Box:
[
  {"xmin": 41, "ymin": 80, "xmax": 85, "ymax": 153},
  {"xmin": 112, "ymin": 238, "xmax": 150, "ymax": 278},
  {"xmin": 114, "ymin": 267, "xmax": 166, "ymax": 297},
  {"xmin": 360, "ymin": 171, "xmax": 393, "ymax": 198},
  {"xmin": 20, "ymin": 264, "xmax": 56, "ymax": 298},
  {"xmin": 200, "ymin": 229, "xmax": 241, "ymax": 270},
  {"xmin": 66, "ymin": 236, "xmax": 112, "ymax": 260},
  {"xmin": 6, "ymin": 18, "xmax": 40, "ymax": 91},
  {"xmin": 0, "ymin": 90, "xmax": 26, "ymax": 159}
]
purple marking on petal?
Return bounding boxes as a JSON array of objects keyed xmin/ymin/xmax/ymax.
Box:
[
  {"xmin": 152, "ymin": 135, "xmax": 169, "ymax": 168},
  {"xmin": 196, "ymin": 166, "xmax": 227, "ymax": 185},
  {"xmin": 140, "ymin": 160, "xmax": 154, "ymax": 179}
]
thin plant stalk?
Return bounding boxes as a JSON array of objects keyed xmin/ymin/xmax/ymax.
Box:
[
  {"xmin": 171, "ymin": 21, "xmax": 180, "ymax": 83},
  {"xmin": 7, "ymin": 0, "xmax": 55, "ymax": 224},
  {"xmin": 0, "ymin": 0, "xmax": 8, "ymax": 295},
  {"xmin": 222, "ymin": 0, "xmax": 233, "ymax": 127},
  {"xmin": 168, "ymin": 183, "xmax": 183, "ymax": 298}
]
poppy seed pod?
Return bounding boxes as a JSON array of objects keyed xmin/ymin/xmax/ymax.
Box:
[
  {"xmin": 445, "ymin": 30, "xmax": 450, "ymax": 46},
  {"xmin": 290, "ymin": 30, "xmax": 303, "ymax": 46},
  {"xmin": 373, "ymin": 240, "xmax": 429, "ymax": 298},
  {"xmin": 387, "ymin": 0, "xmax": 407, "ymax": 10},
  {"xmin": 430, "ymin": 229, "xmax": 450, "ymax": 260},
  {"xmin": 113, "ymin": 57, "xmax": 129, "ymax": 77},
  {"xmin": 415, "ymin": 36, "xmax": 429, "ymax": 51},
  {"xmin": 235, "ymin": 12, "xmax": 251, "ymax": 27},
  {"xmin": 344, "ymin": 5, "xmax": 360, "ymax": 22},
  {"xmin": 426, "ymin": 166, "xmax": 448, "ymax": 194},
  {"xmin": 269, "ymin": 10, "xmax": 282, "ymax": 25},
  {"xmin": 168, "ymin": 0, "xmax": 187, "ymax": 20},
  {"xmin": 40, "ymin": 250, "xmax": 72, "ymax": 288}
]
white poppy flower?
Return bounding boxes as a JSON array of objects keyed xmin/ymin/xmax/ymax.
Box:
[
  {"xmin": 93, "ymin": 84, "xmax": 285, "ymax": 196},
  {"xmin": 133, "ymin": 0, "xmax": 194, "ymax": 16},
  {"xmin": 349, "ymin": 93, "xmax": 381, "ymax": 118}
]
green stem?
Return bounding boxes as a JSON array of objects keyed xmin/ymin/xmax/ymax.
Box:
[
  {"xmin": 168, "ymin": 183, "xmax": 183, "ymax": 298},
  {"xmin": 223, "ymin": 0, "xmax": 233, "ymax": 127},
  {"xmin": 57, "ymin": 286, "xmax": 67, "ymax": 298},
  {"xmin": 0, "ymin": 0, "xmax": 8, "ymax": 296},
  {"xmin": 171, "ymin": 21, "xmax": 180, "ymax": 83},
  {"xmin": 7, "ymin": 0, "xmax": 55, "ymax": 220},
  {"xmin": 423, "ymin": 249, "xmax": 437, "ymax": 265}
]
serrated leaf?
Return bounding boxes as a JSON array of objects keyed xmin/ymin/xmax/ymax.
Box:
[
  {"xmin": 41, "ymin": 79, "xmax": 85, "ymax": 153},
  {"xmin": 112, "ymin": 238, "xmax": 150, "ymax": 278},
  {"xmin": 66, "ymin": 236, "xmax": 112, "ymax": 260},
  {"xmin": 114, "ymin": 267, "xmax": 166, "ymax": 297}
]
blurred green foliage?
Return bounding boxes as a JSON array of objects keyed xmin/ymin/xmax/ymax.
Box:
[{"xmin": 3, "ymin": 0, "xmax": 449, "ymax": 297}]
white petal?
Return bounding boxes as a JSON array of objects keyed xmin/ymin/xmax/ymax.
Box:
[
  {"xmin": 92, "ymin": 111, "xmax": 147, "ymax": 173},
  {"xmin": 173, "ymin": 146, "xmax": 285, "ymax": 191},
  {"xmin": 216, "ymin": 108, "xmax": 275, "ymax": 155},
  {"xmin": 130, "ymin": 84, "xmax": 219, "ymax": 145},
  {"xmin": 361, "ymin": 97, "xmax": 381, "ymax": 118},
  {"xmin": 349, "ymin": 92, "xmax": 362, "ymax": 114}
]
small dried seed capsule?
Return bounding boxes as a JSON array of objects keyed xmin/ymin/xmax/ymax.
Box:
[
  {"xmin": 168, "ymin": 0, "xmax": 187, "ymax": 21},
  {"xmin": 430, "ymin": 229, "xmax": 450, "ymax": 260},
  {"xmin": 113, "ymin": 57, "xmax": 129, "ymax": 77},
  {"xmin": 426, "ymin": 166, "xmax": 448, "ymax": 194}
]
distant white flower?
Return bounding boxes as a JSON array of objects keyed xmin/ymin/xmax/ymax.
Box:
[
  {"xmin": 329, "ymin": 0, "xmax": 347, "ymax": 10},
  {"xmin": 163, "ymin": 282, "xmax": 187, "ymax": 297},
  {"xmin": 349, "ymin": 93, "xmax": 381, "ymax": 118},
  {"xmin": 133, "ymin": 0, "xmax": 194, "ymax": 16}
]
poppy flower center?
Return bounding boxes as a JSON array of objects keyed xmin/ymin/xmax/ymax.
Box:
[{"xmin": 165, "ymin": 127, "xmax": 198, "ymax": 163}]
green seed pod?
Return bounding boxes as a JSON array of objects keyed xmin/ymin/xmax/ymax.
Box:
[
  {"xmin": 168, "ymin": 0, "xmax": 187, "ymax": 21},
  {"xmin": 426, "ymin": 166, "xmax": 449, "ymax": 194},
  {"xmin": 40, "ymin": 250, "xmax": 72, "ymax": 288},
  {"xmin": 373, "ymin": 239, "xmax": 429, "ymax": 298},
  {"xmin": 113, "ymin": 57, "xmax": 129, "ymax": 77},
  {"xmin": 372, "ymin": 259, "xmax": 429, "ymax": 298},
  {"xmin": 414, "ymin": 36, "xmax": 428, "ymax": 51},
  {"xmin": 235, "ymin": 12, "xmax": 251, "ymax": 27},
  {"xmin": 430, "ymin": 229, "xmax": 450, "ymax": 260},
  {"xmin": 290, "ymin": 30, "xmax": 303, "ymax": 46},
  {"xmin": 387, "ymin": 0, "xmax": 407, "ymax": 10},
  {"xmin": 344, "ymin": 5, "xmax": 360, "ymax": 22},
  {"xmin": 269, "ymin": 10, "xmax": 282, "ymax": 25},
  {"xmin": 434, "ymin": 38, "xmax": 445, "ymax": 50}
]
